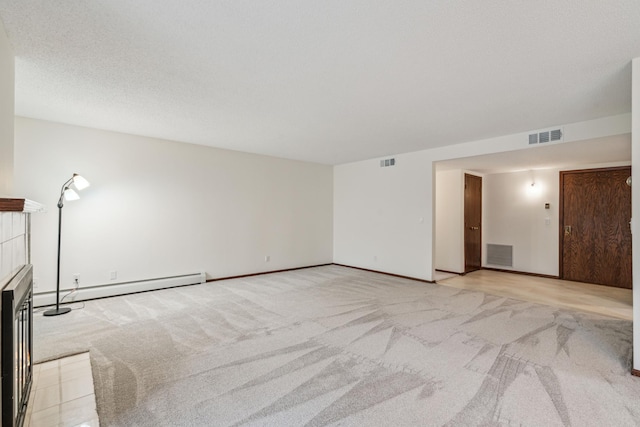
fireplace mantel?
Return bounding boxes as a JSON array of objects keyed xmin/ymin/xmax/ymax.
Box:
[
  {"xmin": 0, "ymin": 198, "xmax": 46, "ymax": 213},
  {"xmin": 0, "ymin": 198, "xmax": 45, "ymax": 282}
]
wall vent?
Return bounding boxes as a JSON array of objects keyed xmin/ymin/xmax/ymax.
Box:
[
  {"xmin": 487, "ymin": 244, "xmax": 513, "ymax": 267},
  {"xmin": 539, "ymin": 131, "xmax": 550, "ymax": 143},
  {"xmin": 379, "ymin": 158, "xmax": 396, "ymax": 167},
  {"xmin": 528, "ymin": 128, "xmax": 563, "ymax": 145},
  {"xmin": 550, "ymin": 129, "xmax": 562, "ymax": 141}
]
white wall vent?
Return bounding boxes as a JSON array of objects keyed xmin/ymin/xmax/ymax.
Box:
[
  {"xmin": 379, "ymin": 158, "xmax": 396, "ymax": 167},
  {"xmin": 539, "ymin": 131, "xmax": 550, "ymax": 143},
  {"xmin": 528, "ymin": 128, "xmax": 563, "ymax": 145},
  {"xmin": 487, "ymin": 244, "xmax": 513, "ymax": 267},
  {"xmin": 550, "ymin": 129, "xmax": 562, "ymax": 141}
]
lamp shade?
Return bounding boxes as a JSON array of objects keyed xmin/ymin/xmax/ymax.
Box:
[
  {"xmin": 63, "ymin": 188, "xmax": 80, "ymax": 201},
  {"xmin": 72, "ymin": 174, "xmax": 90, "ymax": 190}
]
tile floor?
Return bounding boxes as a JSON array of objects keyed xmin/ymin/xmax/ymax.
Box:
[
  {"xmin": 25, "ymin": 352, "xmax": 99, "ymax": 427},
  {"xmin": 438, "ymin": 269, "xmax": 633, "ymax": 320},
  {"xmin": 433, "ymin": 270, "xmax": 458, "ymax": 281}
]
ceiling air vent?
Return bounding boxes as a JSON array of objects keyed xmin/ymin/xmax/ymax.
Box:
[
  {"xmin": 539, "ymin": 131, "xmax": 550, "ymax": 143},
  {"xmin": 527, "ymin": 128, "xmax": 563, "ymax": 145},
  {"xmin": 379, "ymin": 158, "xmax": 396, "ymax": 168},
  {"xmin": 550, "ymin": 129, "xmax": 562, "ymax": 141}
]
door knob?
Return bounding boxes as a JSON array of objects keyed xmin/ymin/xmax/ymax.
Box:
[
  {"xmin": 469, "ymin": 226, "xmax": 479, "ymax": 230},
  {"xmin": 564, "ymin": 225, "xmax": 572, "ymax": 236}
]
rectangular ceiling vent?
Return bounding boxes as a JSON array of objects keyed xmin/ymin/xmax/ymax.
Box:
[
  {"xmin": 539, "ymin": 131, "xmax": 550, "ymax": 143},
  {"xmin": 487, "ymin": 244, "xmax": 513, "ymax": 267},
  {"xmin": 379, "ymin": 158, "xmax": 396, "ymax": 167},
  {"xmin": 528, "ymin": 128, "xmax": 563, "ymax": 145}
]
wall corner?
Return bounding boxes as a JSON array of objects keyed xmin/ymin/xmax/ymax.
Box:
[{"xmin": 631, "ymin": 57, "xmax": 640, "ymax": 371}]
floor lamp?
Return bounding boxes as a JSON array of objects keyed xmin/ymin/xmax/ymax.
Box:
[{"xmin": 43, "ymin": 173, "xmax": 90, "ymax": 317}]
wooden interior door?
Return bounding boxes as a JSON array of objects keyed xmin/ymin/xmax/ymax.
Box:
[
  {"xmin": 464, "ymin": 174, "xmax": 482, "ymax": 273},
  {"xmin": 560, "ymin": 167, "xmax": 632, "ymax": 289}
]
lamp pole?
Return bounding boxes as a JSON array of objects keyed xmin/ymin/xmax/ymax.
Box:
[
  {"xmin": 44, "ymin": 200, "xmax": 71, "ymax": 316},
  {"xmin": 43, "ymin": 174, "xmax": 89, "ymax": 317}
]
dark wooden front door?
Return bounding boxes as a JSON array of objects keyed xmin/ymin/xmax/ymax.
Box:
[
  {"xmin": 560, "ymin": 167, "xmax": 632, "ymax": 289},
  {"xmin": 464, "ymin": 174, "xmax": 482, "ymax": 273}
]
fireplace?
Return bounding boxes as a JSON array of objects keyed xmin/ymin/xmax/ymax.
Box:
[
  {"xmin": 1, "ymin": 265, "xmax": 33, "ymax": 427},
  {"xmin": 0, "ymin": 198, "xmax": 43, "ymax": 427}
]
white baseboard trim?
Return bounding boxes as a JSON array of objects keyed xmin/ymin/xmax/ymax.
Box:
[{"xmin": 33, "ymin": 272, "xmax": 206, "ymax": 307}]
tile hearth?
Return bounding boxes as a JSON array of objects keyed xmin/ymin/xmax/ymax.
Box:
[{"xmin": 25, "ymin": 352, "xmax": 99, "ymax": 427}]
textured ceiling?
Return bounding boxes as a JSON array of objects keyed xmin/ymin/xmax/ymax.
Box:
[{"xmin": 0, "ymin": 1, "xmax": 639, "ymax": 165}]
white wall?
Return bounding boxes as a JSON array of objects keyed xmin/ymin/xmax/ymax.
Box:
[
  {"xmin": 13, "ymin": 117, "xmax": 333, "ymax": 292},
  {"xmin": 435, "ymin": 169, "xmax": 464, "ymax": 273},
  {"xmin": 632, "ymin": 57, "xmax": 640, "ymax": 372},
  {"xmin": 333, "ymin": 152, "xmax": 432, "ymax": 279},
  {"xmin": 483, "ymin": 169, "xmax": 559, "ymax": 275},
  {"xmin": 0, "ymin": 19, "xmax": 14, "ymax": 196},
  {"xmin": 334, "ymin": 113, "xmax": 631, "ymax": 281}
]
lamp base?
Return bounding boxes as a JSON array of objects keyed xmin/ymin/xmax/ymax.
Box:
[{"xmin": 43, "ymin": 307, "xmax": 71, "ymax": 316}]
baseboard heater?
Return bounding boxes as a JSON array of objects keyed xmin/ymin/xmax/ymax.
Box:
[{"xmin": 33, "ymin": 272, "xmax": 206, "ymax": 307}]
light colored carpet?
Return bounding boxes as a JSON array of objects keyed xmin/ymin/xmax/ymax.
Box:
[{"xmin": 34, "ymin": 265, "xmax": 640, "ymax": 426}]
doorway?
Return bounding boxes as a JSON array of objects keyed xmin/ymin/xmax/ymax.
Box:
[
  {"xmin": 464, "ymin": 174, "xmax": 482, "ymax": 273},
  {"xmin": 559, "ymin": 166, "xmax": 632, "ymax": 289}
]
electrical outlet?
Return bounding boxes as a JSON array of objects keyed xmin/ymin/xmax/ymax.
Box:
[
  {"xmin": 33, "ymin": 277, "xmax": 39, "ymax": 289},
  {"xmin": 73, "ymin": 273, "xmax": 80, "ymax": 281},
  {"xmin": 110, "ymin": 270, "xmax": 117, "ymax": 280},
  {"xmin": 264, "ymin": 255, "xmax": 270, "ymax": 262}
]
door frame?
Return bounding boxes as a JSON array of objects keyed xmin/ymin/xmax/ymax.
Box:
[
  {"xmin": 558, "ymin": 165, "xmax": 631, "ymax": 282},
  {"xmin": 464, "ymin": 173, "xmax": 482, "ymax": 273}
]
